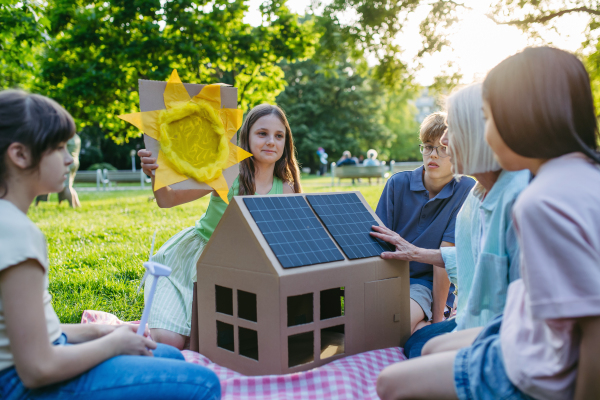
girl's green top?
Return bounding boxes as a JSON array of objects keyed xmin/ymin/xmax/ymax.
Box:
[{"xmin": 194, "ymin": 176, "xmax": 283, "ymax": 242}]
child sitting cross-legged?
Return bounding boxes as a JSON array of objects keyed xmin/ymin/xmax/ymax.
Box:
[
  {"xmin": 376, "ymin": 47, "xmax": 600, "ymax": 400},
  {"xmin": 0, "ymin": 90, "xmax": 220, "ymax": 400}
]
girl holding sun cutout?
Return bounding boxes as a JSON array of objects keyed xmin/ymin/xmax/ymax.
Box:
[{"xmin": 139, "ymin": 104, "xmax": 302, "ymax": 350}]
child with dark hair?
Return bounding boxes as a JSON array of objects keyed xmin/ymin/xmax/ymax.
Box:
[
  {"xmin": 0, "ymin": 89, "xmax": 220, "ymax": 399},
  {"xmin": 376, "ymin": 47, "xmax": 600, "ymax": 400}
]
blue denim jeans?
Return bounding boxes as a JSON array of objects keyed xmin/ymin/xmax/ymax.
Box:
[
  {"xmin": 403, "ymin": 318, "xmax": 457, "ymax": 358},
  {"xmin": 0, "ymin": 337, "xmax": 220, "ymax": 400},
  {"xmin": 454, "ymin": 315, "xmax": 532, "ymax": 400}
]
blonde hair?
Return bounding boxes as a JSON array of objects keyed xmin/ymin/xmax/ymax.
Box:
[
  {"xmin": 446, "ymin": 83, "xmax": 500, "ymax": 175},
  {"xmin": 419, "ymin": 112, "xmax": 447, "ymax": 143},
  {"xmin": 367, "ymin": 149, "xmax": 378, "ymax": 159}
]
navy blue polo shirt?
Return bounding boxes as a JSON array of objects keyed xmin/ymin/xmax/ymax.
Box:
[{"xmin": 376, "ymin": 166, "xmax": 475, "ymax": 305}]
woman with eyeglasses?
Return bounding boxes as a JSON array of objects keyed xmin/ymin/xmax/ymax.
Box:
[{"xmin": 374, "ymin": 112, "xmax": 476, "ymax": 335}]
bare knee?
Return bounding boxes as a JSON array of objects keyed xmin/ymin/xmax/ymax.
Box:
[
  {"xmin": 377, "ymin": 366, "xmax": 401, "ymax": 400},
  {"xmin": 410, "ymin": 299, "xmax": 426, "ymax": 334},
  {"xmin": 377, "ymin": 364, "xmax": 418, "ymax": 400},
  {"xmin": 413, "ymin": 320, "xmax": 431, "ymax": 334},
  {"xmin": 421, "ymin": 338, "xmax": 436, "ymax": 356},
  {"xmin": 151, "ymin": 328, "xmax": 187, "ymax": 350}
]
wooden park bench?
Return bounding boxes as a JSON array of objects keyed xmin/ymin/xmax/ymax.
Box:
[
  {"xmin": 330, "ymin": 163, "xmax": 387, "ymax": 186},
  {"xmin": 74, "ymin": 169, "xmax": 151, "ymax": 191},
  {"xmin": 388, "ymin": 161, "xmax": 422, "ymax": 174}
]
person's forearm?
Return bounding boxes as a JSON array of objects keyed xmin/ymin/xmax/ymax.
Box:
[
  {"xmin": 432, "ymin": 266, "xmax": 451, "ymax": 323},
  {"xmin": 154, "ymin": 185, "xmax": 212, "ymax": 208},
  {"xmin": 24, "ymin": 335, "xmax": 119, "ymax": 389},
  {"xmin": 60, "ymin": 324, "xmax": 102, "ymax": 344},
  {"xmin": 413, "ymin": 248, "xmax": 445, "ymax": 267},
  {"xmin": 574, "ymin": 316, "xmax": 600, "ymax": 400}
]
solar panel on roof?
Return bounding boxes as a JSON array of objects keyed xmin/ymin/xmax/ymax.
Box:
[
  {"xmin": 306, "ymin": 193, "xmax": 395, "ymax": 259},
  {"xmin": 244, "ymin": 196, "xmax": 345, "ymax": 269}
]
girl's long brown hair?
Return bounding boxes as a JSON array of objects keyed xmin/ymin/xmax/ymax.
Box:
[{"xmin": 237, "ymin": 104, "xmax": 302, "ymax": 195}]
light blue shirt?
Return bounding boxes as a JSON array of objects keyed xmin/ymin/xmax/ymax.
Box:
[
  {"xmin": 441, "ymin": 169, "xmax": 530, "ymax": 330},
  {"xmin": 363, "ymin": 159, "xmax": 380, "ymax": 166}
]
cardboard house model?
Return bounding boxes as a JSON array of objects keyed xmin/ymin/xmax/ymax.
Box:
[{"xmin": 194, "ymin": 191, "xmax": 410, "ymax": 376}]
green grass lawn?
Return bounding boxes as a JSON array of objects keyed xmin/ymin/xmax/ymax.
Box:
[{"xmin": 30, "ymin": 182, "xmax": 387, "ymax": 324}]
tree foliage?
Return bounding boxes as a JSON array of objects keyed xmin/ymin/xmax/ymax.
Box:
[
  {"xmin": 37, "ymin": 0, "xmax": 315, "ymax": 143},
  {"xmin": 487, "ymin": 0, "xmax": 599, "ymax": 39},
  {"xmin": 315, "ymin": 0, "xmax": 470, "ymax": 88},
  {"xmin": 277, "ymin": 57, "xmax": 385, "ymax": 170},
  {"xmin": 276, "ymin": 55, "xmax": 421, "ymax": 171},
  {"xmin": 0, "ymin": 1, "xmax": 49, "ymax": 90}
]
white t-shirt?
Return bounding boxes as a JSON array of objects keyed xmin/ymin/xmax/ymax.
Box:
[
  {"xmin": 0, "ymin": 199, "xmax": 62, "ymax": 371},
  {"xmin": 500, "ymin": 153, "xmax": 600, "ymax": 400}
]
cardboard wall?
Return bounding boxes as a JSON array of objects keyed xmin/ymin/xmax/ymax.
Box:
[
  {"xmin": 196, "ymin": 264, "xmax": 282, "ymax": 376},
  {"xmin": 138, "ymin": 79, "xmax": 240, "ymax": 191},
  {"xmin": 194, "ymin": 191, "xmax": 411, "ymax": 375}
]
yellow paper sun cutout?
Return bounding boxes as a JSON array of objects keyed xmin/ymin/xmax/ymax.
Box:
[{"xmin": 118, "ymin": 70, "xmax": 252, "ymax": 203}]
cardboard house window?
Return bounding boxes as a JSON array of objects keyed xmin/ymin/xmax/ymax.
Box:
[
  {"xmin": 320, "ymin": 325, "xmax": 345, "ymax": 360},
  {"xmin": 239, "ymin": 327, "xmax": 259, "ymax": 361},
  {"xmin": 215, "ymin": 285, "xmax": 233, "ymax": 316},
  {"xmin": 288, "ymin": 331, "xmax": 314, "ymax": 368},
  {"xmin": 287, "ymin": 293, "xmax": 314, "ymax": 327},
  {"xmin": 216, "ymin": 321, "xmax": 234, "ymax": 352},
  {"xmin": 238, "ymin": 290, "xmax": 257, "ymax": 322},
  {"xmin": 320, "ymin": 287, "xmax": 344, "ymax": 320}
]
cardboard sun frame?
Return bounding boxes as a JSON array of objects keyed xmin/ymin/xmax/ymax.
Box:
[{"xmin": 128, "ymin": 76, "xmax": 246, "ymax": 199}]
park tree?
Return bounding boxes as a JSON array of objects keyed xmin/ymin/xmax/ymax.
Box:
[
  {"xmin": 486, "ymin": 0, "xmax": 599, "ymax": 38},
  {"xmin": 277, "ymin": 57, "xmax": 389, "ymax": 171},
  {"xmin": 276, "ymin": 51, "xmax": 422, "ymax": 171},
  {"xmin": 485, "ymin": 1, "xmax": 600, "ymax": 111},
  {"xmin": 36, "ymin": 0, "xmax": 316, "ymax": 143},
  {"xmin": 0, "ymin": 1, "xmax": 49, "ymax": 89}
]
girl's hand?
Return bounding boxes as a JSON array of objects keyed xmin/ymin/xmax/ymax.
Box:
[
  {"xmin": 138, "ymin": 149, "xmax": 158, "ymax": 176},
  {"xmin": 107, "ymin": 325, "xmax": 157, "ymax": 357}
]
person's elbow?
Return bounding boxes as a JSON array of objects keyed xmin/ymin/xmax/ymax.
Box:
[
  {"xmin": 154, "ymin": 191, "xmax": 178, "ymax": 208},
  {"xmin": 155, "ymin": 196, "xmax": 174, "ymax": 209},
  {"xmin": 18, "ymin": 361, "xmax": 55, "ymax": 389}
]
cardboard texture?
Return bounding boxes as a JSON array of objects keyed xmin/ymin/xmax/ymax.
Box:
[
  {"xmin": 195, "ymin": 191, "xmax": 410, "ymax": 376},
  {"xmin": 118, "ymin": 71, "xmax": 251, "ymax": 202}
]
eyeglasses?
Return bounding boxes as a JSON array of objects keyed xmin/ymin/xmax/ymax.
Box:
[{"xmin": 419, "ymin": 144, "xmax": 449, "ymax": 158}]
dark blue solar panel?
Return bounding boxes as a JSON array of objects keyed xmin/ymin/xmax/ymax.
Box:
[
  {"xmin": 244, "ymin": 196, "xmax": 344, "ymax": 268},
  {"xmin": 306, "ymin": 193, "xmax": 395, "ymax": 259}
]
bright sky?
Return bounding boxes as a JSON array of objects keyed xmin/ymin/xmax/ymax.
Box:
[{"xmin": 244, "ymin": 0, "xmax": 588, "ymax": 86}]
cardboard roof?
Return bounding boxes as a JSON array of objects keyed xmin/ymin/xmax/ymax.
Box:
[{"xmin": 197, "ymin": 191, "xmax": 391, "ymax": 276}]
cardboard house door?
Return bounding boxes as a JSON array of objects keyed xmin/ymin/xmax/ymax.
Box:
[{"xmin": 364, "ymin": 277, "xmax": 403, "ymax": 351}]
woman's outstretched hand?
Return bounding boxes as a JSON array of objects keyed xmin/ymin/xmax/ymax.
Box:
[
  {"xmin": 107, "ymin": 325, "xmax": 157, "ymax": 357},
  {"xmin": 138, "ymin": 149, "xmax": 158, "ymax": 176},
  {"xmin": 370, "ymin": 225, "xmax": 420, "ymax": 261}
]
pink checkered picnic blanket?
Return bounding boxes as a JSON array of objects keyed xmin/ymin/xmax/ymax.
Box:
[{"xmin": 81, "ymin": 310, "xmax": 406, "ymax": 399}]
